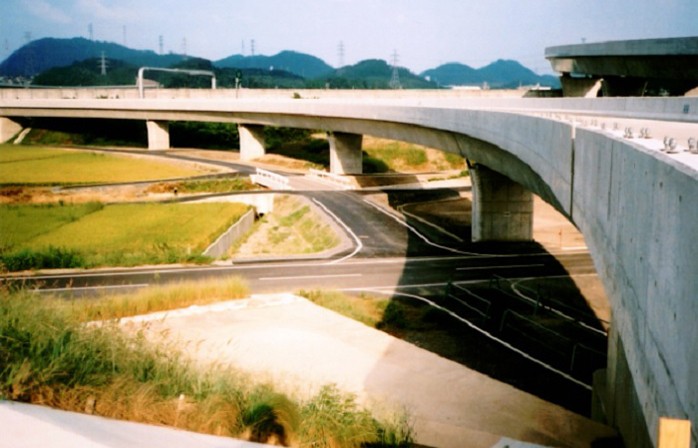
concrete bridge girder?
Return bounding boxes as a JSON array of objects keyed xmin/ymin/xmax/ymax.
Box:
[{"xmin": 3, "ymin": 96, "xmax": 698, "ymax": 445}]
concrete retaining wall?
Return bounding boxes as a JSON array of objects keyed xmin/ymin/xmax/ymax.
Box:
[
  {"xmin": 573, "ymin": 129, "xmax": 698, "ymax": 446},
  {"xmin": 202, "ymin": 208, "xmax": 255, "ymax": 258}
]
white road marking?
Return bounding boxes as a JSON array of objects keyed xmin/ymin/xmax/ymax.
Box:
[
  {"xmin": 311, "ymin": 197, "xmax": 364, "ymax": 264},
  {"xmin": 259, "ymin": 273, "xmax": 362, "ymax": 281},
  {"xmin": 456, "ymin": 263, "xmax": 545, "ymax": 271}
]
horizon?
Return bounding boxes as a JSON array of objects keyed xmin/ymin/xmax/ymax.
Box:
[
  {"xmin": 3, "ymin": 34, "xmax": 565, "ymax": 76},
  {"xmin": 1, "ymin": 0, "xmax": 696, "ymax": 75}
]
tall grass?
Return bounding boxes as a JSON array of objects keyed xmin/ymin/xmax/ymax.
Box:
[
  {"xmin": 0, "ymin": 285, "xmax": 413, "ymax": 446},
  {"xmin": 67, "ymin": 276, "xmax": 251, "ymax": 321}
]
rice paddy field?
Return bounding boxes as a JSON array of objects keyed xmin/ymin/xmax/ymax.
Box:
[
  {"xmin": 0, "ymin": 145, "xmax": 213, "ymax": 185},
  {"xmin": 0, "ymin": 202, "xmax": 250, "ymax": 269}
]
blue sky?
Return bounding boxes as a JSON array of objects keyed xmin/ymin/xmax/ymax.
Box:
[{"xmin": 1, "ymin": 0, "xmax": 696, "ymax": 73}]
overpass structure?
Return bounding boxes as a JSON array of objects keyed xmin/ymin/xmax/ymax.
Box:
[
  {"xmin": 546, "ymin": 37, "xmax": 698, "ymax": 97},
  {"xmin": 1, "ymin": 91, "xmax": 697, "ymax": 447}
]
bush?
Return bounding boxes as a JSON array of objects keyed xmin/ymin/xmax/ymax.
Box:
[{"xmin": 0, "ymin": 246, "xmax": 85, "ymax": 271}]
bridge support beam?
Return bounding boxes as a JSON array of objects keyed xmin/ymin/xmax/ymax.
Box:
[
  {"xmin": 146, "ymin": 120, "xmax": 170, "ymax": 150},
  {"xmin": 238, "ymin": 125, "xmax": 266, "ymax": 161},
  {"xmin": 0, "ymin": 117, "xmax": 22, "ymax": 143},
  {"xmin": 470, "ymin": 164, "xmax": 533, "ymax": 242},
  {"xmin": 560, "ymin": 75, "xmax": 603, "ymax": 97},
  {"xmin": 328, "ymin": 131, "xmax": 363, "ymax": 175}
]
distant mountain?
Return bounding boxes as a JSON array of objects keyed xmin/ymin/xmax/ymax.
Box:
[
  {"xmin": 215, "ymin": 50, "xmax": 333, "ymax": 79},
  {"xmin": 422, "ymin": 59, "xmax": 560, "ymax": 89},
  {"xmin": 0, "ymin": 37, "xmax": 186, "ymax": 77},
  {"xmin": 0, "ymin": 36, "xmax": 559, "ymax": 90},
  {"xmin": 322, "ymin": 59, "xmax": 437, "ymax": 89}
]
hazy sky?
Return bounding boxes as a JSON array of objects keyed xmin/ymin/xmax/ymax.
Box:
[{"xmin": 1, "ymin": 0, "xmax": 696, "ymax": 74}]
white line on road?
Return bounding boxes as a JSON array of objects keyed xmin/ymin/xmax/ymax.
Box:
[
  {"xmin": 363, "ymin": 199, "xmax": 477, "ymax": 256},
  {"xmin": 311, "ymin": 197, "xmax": 364, "ymax": 264},
  {"xmin": 456, "ymin": 263, "xmax": 545, "ymax": 271},
  {"xmin": 259, "ymin": 273, "xmax": 362, "ymax": 281}
]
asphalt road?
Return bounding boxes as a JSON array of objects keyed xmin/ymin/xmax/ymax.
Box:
[{"xmin": 1, "ymin": 150, "xmax": 598, "ymax": 301}]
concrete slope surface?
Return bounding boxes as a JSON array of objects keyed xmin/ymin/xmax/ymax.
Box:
[{"xmin": 121, "ymin": 294, "xmax": 617, "ymax": 448}]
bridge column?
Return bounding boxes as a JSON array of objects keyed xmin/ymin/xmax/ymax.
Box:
[
  {"xmin": 560, "ymin": 74, "xmax": 603, "ymax": 97},
  {"xmin": 470, "ymin": 164, "xmax": 533, "ymax": 242},
  {"xmin": 0, "ymin": 117, "xmax": 22, "ymax": 143},
  {"xmin": 238, "ymin": 124, "xmax": 266, "ymax": 161},
  {"xmin": 328, "ymin": 131, "xmax": 362, "ymax": 175},
  {"xmin": 146, "ymin": 120, "xmax": 170, "ymax": 150}
]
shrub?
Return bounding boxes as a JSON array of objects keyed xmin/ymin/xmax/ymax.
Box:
[{"xmin": 0, "ymin": 246, "xmax": 85, "ymax": 271}]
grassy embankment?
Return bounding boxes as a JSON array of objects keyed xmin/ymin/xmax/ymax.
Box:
[
  {"xmin": 231, "ymin": 195, "xmax": 341, "ymax": 258},
  {"xmin": 0, "ymin": 282, "xmax": 413, "ymax": 447}
]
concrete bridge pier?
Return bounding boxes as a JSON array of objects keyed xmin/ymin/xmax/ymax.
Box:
[
  {"xmin": 146, "ymin": 120, "xmax": 170, "ymax": 150},
  {"xmin": 328, "ymin": 131, "xmax": 363, "ymax": 175},
  {"xmin": 560, "ymin": 75, "xmax": 603, "ymax": 97},
  {"xmin": 238, "ymin": 124, "xmax": 266, "ymax": 161},
  {"xmin": 470, "ymin": 163, "xmax": 533, "ymax": 242},
  {"xmin": 0, "ymin": 117, "xmax": 22, "ymax": 143}
]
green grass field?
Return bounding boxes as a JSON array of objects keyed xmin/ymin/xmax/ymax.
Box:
[
  {"xmin": 0, "ymin": 145, "xmax": 209, "ymax": 185},
  {"xmin": 0, "ymin": 202, "xmax": 250, "ymax": 269}
]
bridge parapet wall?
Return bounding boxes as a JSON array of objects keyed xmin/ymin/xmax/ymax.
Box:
[{"xmin": 573, "ymin": 128, "xmax": 698, "ymax": 446}]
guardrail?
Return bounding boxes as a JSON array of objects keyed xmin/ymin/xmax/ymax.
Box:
[
  {"xmin": 250, "ymin": 168, "xmax": 290, "ymax": 190},
  {"xmin": 307, "ymin": 168, "xmax": 354, "ymax": 190}
]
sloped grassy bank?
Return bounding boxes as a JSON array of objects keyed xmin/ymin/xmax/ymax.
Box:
[{"xmin": 0, "ymin": 281, "xmax": 413, "ymax": 447}]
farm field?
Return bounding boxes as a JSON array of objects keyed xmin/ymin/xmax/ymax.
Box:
[
  {"xmin": 0, "ymin": 202, "xmax": 250, "ymax": 269},
  {"xmin": 0, "ymin": 145, "xmax": 214, "ymax": 185}
]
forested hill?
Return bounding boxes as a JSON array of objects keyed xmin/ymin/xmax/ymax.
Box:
[
  {"xmin": 0, "ymin": 37, "xmax": 186, "ymax": 77},
  {"xmin": 421, "ymin": 59, "xmax": 560, "ymax": 88},
  {"xmin": 216, "ymin": 50, "xmax": 334, "ymax": 79}
]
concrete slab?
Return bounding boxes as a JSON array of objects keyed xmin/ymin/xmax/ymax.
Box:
[
  {"xmin": 120, "ymin": 294, "xmax": 617, "ymax": 448},
  {"xmin": 0, "ymin": 400, "xmax": 268, "ymax": 448}
]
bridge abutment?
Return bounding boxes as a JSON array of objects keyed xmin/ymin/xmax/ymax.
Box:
[
  {"xmin": 238, "ymin": 124, "xmax": 266, "ymax": 161},
  {"xmin": 146, "ymin": 120, "xmax": 170, "ymax": 150},
  {"xmin": 470, "ymin": 164, "xmax": 533, "ymax": 242},
  {"xmin": 0, "ymin": 117, "xmax": 22, "ymax": 143},
  {"xmin": 328, "ymin": 131, "xmax": 363, "ymax": 175}
]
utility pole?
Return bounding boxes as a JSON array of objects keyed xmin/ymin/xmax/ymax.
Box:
[
  {"xmin": 158, "ymin": 35, "xmax": 164, "ymax": 54},
  {"xmin": 250, "ymin": 39, "xmax": 255, "ymax": 56},
  {"xmin": 88, "ymin": 23, "xmax": 94, "ymax": 41},
  {"xmin": 389, "ymin": 49, "xmax": 402, "ymax": 89}
]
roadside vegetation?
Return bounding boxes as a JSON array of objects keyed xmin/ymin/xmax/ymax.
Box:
[
  {"xmin": 0, "ymin": 144, "xmax": 209, "ymax": 185},
  {"xmin": 231, "ymin": 195, "xmax": 340, "ymax": 258},
  {"xmin": 0, "ymin": 282, "xmax": 413, "ymax": 447},
  {"xmin": 145, "ymin": 177, "xmax": 255, "ymax": 195},
  {"xmin": 0, "ymin": 202, "xmax": 250, "ymax": 270},
  {"xmin": 362, "ymin": 136, "xmax": 466, "ymax": 174}
]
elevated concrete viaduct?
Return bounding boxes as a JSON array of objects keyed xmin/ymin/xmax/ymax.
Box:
[
  {"xmin": 546, "ymin": 37, "xmax": 698, "ymax": 97},
  {"xmin": 1, "ymin": 93, "xmax": 697, "ymax": 447}
]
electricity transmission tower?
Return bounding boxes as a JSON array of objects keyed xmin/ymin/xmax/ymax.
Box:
[
  {"xmin": 99, "ymin": 51, "xmax": 108, "ymax": 75},
  {"xmin": 338, "ymin": 41, "xmax": 345, "ymax": 67},
  {"xmin": 389, "ymin": 49, "xmax": 402, "ymax": 89}
]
